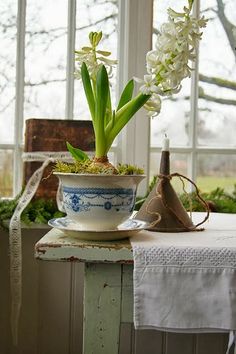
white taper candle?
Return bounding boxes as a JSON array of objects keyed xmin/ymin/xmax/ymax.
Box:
[{"xmin": 162, "ymin": 136, "xmax": 170, "ymax": 151}]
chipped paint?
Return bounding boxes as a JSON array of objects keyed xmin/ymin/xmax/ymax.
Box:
[
  {"xmin": 35, "ymin": 248, "xmax": 46, "ymax": 254},
  {"xmin": 61, "ymin": 256, "xmax": 80, "ymax": 262},
  {"xmin": 35, "ymin": 228, "xmax": 133, "ymax": 263}
]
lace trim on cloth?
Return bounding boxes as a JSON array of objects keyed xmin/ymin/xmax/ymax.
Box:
[
  {"xmin": 133, "ymin": 245, "xmax": 236, "ymax": 269},
  {"xmin": 22, "ymin": 151, "xmax": 73, "ymax": 162},
  {"xmin": 226, "ymin": 331, "xmax": 236, "ymax": 354},
  {"xmin": 9, "ymin": 151, "xmax": 74, "ymax": 345}
]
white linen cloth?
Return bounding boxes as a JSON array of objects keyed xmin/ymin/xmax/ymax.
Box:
[{"xmin": 130, "ymin": 212, "xmax": 236, "ymax": 334}]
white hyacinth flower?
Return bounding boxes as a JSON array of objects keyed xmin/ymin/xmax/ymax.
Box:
[
  {"xmin": 144, "ymin": 94, "xmax": 162, "ymax": 117},
  {"xmin": 134, "ymin": 75, "xmax": 160, "ymax": 95},
  {"xmin": 136, "ymin": 1, "xmax": 207, "ymax": 117},
  {"xmin": 75, "ymin": 45, "xmax": 117, "ymax": 81}
]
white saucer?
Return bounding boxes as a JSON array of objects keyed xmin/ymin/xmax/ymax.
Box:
[{"xmin": 48, "ymin": 217, "xmax": 149, "ymax": 241}]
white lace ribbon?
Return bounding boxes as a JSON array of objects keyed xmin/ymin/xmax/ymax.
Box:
[{"xmin": 9, "ymin": 151, "xmax": 74, "ymax": 345}]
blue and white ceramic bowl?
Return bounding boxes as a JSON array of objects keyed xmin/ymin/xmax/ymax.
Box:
[{"xmin": 55, "ymin": 173, "xmax": 145, "ymax": 231}]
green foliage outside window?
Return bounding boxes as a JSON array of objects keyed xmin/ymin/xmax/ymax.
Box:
[
  {"xmin": 0, "ymin": 197, "xmax": 64, "ymax": 230},
  {"xmin": 135, "ymin": 177, "xmax": 236, "ymax": 213}
]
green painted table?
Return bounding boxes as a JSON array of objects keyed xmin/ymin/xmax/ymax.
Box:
[{"xmin": 35, "ymin": 229, "xmax": 134, "ymax": 354}]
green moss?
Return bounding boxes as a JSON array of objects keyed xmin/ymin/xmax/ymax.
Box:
[
  {"xmin": 116, "ymin": 164, "xmax": 144, "ymax": 175},
  {"xmin": 53, "ymin": 160, "xmax": 144, "ymax": 175}
]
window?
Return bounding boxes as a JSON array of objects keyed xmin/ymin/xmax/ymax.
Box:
[
  {"xmin": 0, "ymin": 0, "xmax": 119, "ymax": 197},
  {"xmin": 150, "ymin": 0, "xmax": 236, "ymax": 194},
  {"xmin": 0, "ymin": 0, "xmax": 235, "ymax": 198}
]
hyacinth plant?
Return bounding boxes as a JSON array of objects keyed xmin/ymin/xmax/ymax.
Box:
[{"xmin": 64, "ymin": 0, "xmax": 207, "ymax": 174}]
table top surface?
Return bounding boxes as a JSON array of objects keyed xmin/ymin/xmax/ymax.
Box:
[
  {"xmin": 35, "ymin": 228, "xmax": 133, "ymax": 263},
  {"xmin": 35, "ymin": 212, "xmax": 236, "ymax": 263}
]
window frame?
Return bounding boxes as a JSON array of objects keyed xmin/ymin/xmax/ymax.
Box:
[
  {"xmin": 117, "ymin": 0, "xmax": 153, "ymax": 195},
  {"xmin": 12, "ymin": 0, "xmax": 26, "ymax": 195}
]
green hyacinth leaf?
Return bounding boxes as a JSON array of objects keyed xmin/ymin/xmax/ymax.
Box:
[
  {"xmin": 81, "ymin": 62, "xmax": 95, "ymax": 119},
  {"xmin": 104, "ymin": 83, "xmax": 112, "ymax": 128},
  {"xmin": 117, "ymin": 79, "xmax": 134, "ymax": 111},
  {"xmin": 66, "ymin": 142, "xmax": 89, "ymax": 161},
  {"xmin": 106, "ymin": 93, "xmax": 150, "ymax": 150},
  {"xmin": 95, "ymin": 65, "xmax": 109, "ymax": 127}
]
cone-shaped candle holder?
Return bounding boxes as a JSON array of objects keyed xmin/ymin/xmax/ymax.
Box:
[{"xmin": 136, "ymin": 149, "xmax": 196, "ymax": 232}]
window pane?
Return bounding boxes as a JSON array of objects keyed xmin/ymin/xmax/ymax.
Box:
[
  {"xmin": 197, "ymin": 154, "xmax": 236, "ymax": 192},
  {"xmin": 24, "ymin": 0, "xmax": 67, "ymax": 121},
  {"xmin": 151, "ymin": 0, "xmax": 191, "ymax": 147},
  {"xmin": 0, "ymin": 0, "xmax": 17, "ymax": 144},
  {"xmin": 0, "ymin": 150, "xmax": 13, "ymax": 197},
  {"xmin": 74, "ymin": 0, "xmax": 118, "ymax": 119},
  {"xmin": 198, "ymin": 0, "xmax": 236, "ymax": 147}
]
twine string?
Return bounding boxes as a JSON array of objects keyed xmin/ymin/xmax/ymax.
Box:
[
  {"xmin": 146, "ymin": 172, "xmax": 210, "ymax": 231},
  {"xmin": 145, "ymin": 180, "xmax": 162, "ymax": 228}
]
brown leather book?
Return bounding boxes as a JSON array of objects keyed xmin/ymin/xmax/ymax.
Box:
[{"xmin": 24, "ymin": 118, "xmax": 95, "ymax": 200}]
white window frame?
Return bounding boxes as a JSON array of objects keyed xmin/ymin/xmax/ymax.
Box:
[
  {"xmin": 117, "ymin": 0, "xmax": 153, "ymax": 195},
  {"xmin": 13, "ymin": 0, "xmax": 26, "ymax": 195}
]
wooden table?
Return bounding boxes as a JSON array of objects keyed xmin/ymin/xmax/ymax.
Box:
[
  {"xmin": 35, "ymin": 229, "xmax": 134, "ymax": 354},
  {"xmin": 35, "ymin": 213, "xmax": 236, "ymax": 354}
]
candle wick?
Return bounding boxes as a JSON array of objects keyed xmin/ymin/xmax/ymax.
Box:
[{"xmin": 165, "ymin": 133, "xmax": 167, "ymax": 138}]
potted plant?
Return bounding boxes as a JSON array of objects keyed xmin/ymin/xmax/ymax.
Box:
[{"xmin": 54, "ymin": 0, "xmax": 207, "ymax": 231}]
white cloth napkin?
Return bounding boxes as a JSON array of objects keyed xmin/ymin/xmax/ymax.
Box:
[{"xmin": 130, "ymin": 212, "xmax": 236, "ymax": 333}]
